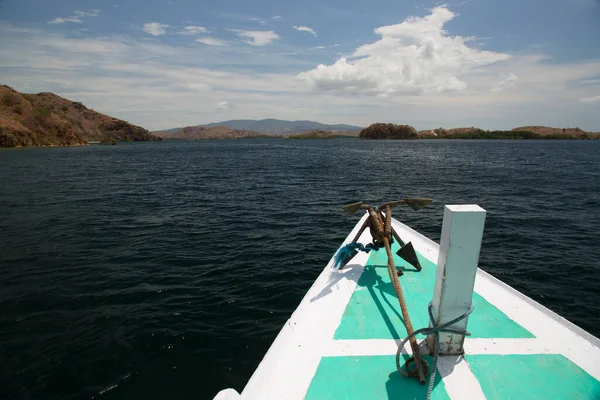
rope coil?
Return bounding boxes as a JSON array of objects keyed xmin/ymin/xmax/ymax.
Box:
[{"xmin": 396, "ymin": 302, "xmax": 474, "ymax": 400}]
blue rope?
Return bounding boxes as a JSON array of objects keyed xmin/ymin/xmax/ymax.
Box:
[
  {"xmin": 396, "ymin": 302, "xmax": 474, "ymax": 400},
  {"xmin": 331, "ymin": 242, "xmax": 377, "ymax": 270}
]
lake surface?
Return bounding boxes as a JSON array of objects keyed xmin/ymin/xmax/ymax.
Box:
[{"xmin": 1, "ymin": 139, "xmax": 599, "ymax": 399}]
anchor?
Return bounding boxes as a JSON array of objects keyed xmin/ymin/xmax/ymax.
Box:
[
  {"xmin": 342, "ymin": 198, "xmax": 431, "ymax": 275},
  {"xmin": 339, "ymin": 198, "xmax": 432, "ymax": 384}
]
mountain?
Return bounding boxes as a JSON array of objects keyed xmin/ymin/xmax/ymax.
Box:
[
  {"xmin": 158, "ymin": 119, "xmax": 364, "ymax": 135},
  {"xmin": 154, "ymin": 125, "xmax": 271, "ymax": 140},
  {"xmin": 0, "ymin": 85, "xmax": 161, "ymax": 148}
]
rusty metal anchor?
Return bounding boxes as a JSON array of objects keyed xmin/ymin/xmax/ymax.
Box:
[{"xmin": 342, "ymin": 198, "xmax": 432, "ymax": 384}]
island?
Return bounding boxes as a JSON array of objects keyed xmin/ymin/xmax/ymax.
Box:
[
  {"xmin": 0, "ymin": 85, "xmax": 162, "ymax": 148},
  {"xmin": 359, "ymin": 123, "xmax": 418, "ymax": 140},
  {"xmin": 357, "ymin": 123, "xmax": 599, "ymax": 140},
  {"xmin": 418, "ymin": 126, "xmax": 600, "ymax": 140}
]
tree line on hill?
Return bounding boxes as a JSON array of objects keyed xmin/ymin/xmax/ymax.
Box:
[{"xmin": 359, "ymin": 123, "xmax": 599, "ymax": 140}]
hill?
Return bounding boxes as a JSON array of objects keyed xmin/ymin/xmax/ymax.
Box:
[
  {"xmin": 285, "ymin": 130, "xmax": 360, "ymax": 139},
  {"xmin": 159, "ymin": 119, "xmax": 364, "ymax": 135},
  {"xmin": 0, "ymin": 85, "xmax": 161, "ymax": 148},
  {"xmin": 360, "ymin": 123, "xmax": 418, "ymax": 140},
  {"xmin": 418, "ymin": 127, "xmax": 481, "ymax": 137},
  {"xmin": 512, "ymin": 126, "xmax": 598, "ymax": 137},
  {"xmin": 418, "ymin": 126, "xmax": 599, "ymax": 139},
  {"xmin": 154, "ymin": 125, "xmax": 271, "ymax": 140}
]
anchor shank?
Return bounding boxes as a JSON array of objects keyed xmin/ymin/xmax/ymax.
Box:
[
  {"xmin": 350, "ymin": 218, "xmax": 371, "ymax": 244},
  {"xmin": 383, "ymin": 236, "xmax": 426, "ymax": 384},
  {"xmin": 390, "ymin": 226, "xmax": 406, "ymax": 247}
]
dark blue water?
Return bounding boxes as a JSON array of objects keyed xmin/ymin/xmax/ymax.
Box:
[{"xmin": 1, "ymin": 139, "xmax": 599, "ymax": 399}]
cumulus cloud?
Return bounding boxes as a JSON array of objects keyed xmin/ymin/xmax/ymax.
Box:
[
  {"xmin": 580, "ymin": 95, "xmax": 600, "ymax": 103},
  {"xmin": 216, "ymin": 100, "xmax": 233, "ymax": 111},
  {"xmin": 230, "ymin": 30, "xmax": 279, "ymax": 46},
  {"xmin": 143, "ymin": 22, "xmax": 169, "ymax": 36},
  {"xmin": 293, "ymin": 25, "xmax": 317, "ymax": 37},
  {"xmin": 180, "ymin": 25, "xmax": 207, "ymax": 35},
  {"xmin": 298, "ymin": 6, "xmax": 511, "ymax": 96},
  {"xmin": 197, "ymin": 37, "xmax": 226, "ymax": 46},
  {"xmin": 273, "ymin": 15, "xmax": 282, "ymax": 20},
  {"xmin": 491, "ymin": 73, "xmax": 518, "ymax": 92}
]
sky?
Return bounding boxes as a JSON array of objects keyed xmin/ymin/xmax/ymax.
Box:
[{"xmin": 0, "ymin": 0, "xmax": 599, "ymax": 131}]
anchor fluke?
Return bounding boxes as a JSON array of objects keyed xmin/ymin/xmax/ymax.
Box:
[
  {"xmin": 403, "ymin": 198, "xmax": 433, "ymax": 211},
  {"xmin": 343, "ymin": 201, "xmax": 364, "ymax": 215},
  {"xmin": 396, "ymin": 241, "xmax": 422, "ymax": 271}
]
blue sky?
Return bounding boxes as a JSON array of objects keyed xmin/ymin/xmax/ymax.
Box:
[{"xmin": 0, "ymin": 0, "xmax": 599, "ymax": 130}]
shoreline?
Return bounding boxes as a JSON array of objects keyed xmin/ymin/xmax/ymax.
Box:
[{"xmin": 4, "ymin": 136, "xmax": 600, "ymax": 149}]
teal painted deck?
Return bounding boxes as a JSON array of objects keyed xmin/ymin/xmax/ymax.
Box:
[
  {"xmin": 306, "ymin": 243, "xmax": 600, "ymax": 399},
  {"xmin": 334, "ymin": 241, "xmax": 534, "ymax": 340},
  {"xmin": 306, "ymin": 355, "xmax": 449, "ymax": 400},
  {"xmin": 469, "ymin": 354, "xmax": 600, "ymax": 399}
]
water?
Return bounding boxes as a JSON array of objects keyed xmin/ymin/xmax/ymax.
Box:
[{"xmin": 1, "ymin": 139, "xmax": 599, "ymax": 399}]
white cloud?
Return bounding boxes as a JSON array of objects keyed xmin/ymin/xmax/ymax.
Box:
[
  {"xmin": 72, "ymin": 10, "xmax": 99, "ymax": 17},
  {"xmin": 230, "ymin": 30, "xmax": 279, "ymax": 46},
  {"xmin": 580, "ymin": 95, "xmax": 600, "ymax": 103},
  {"xmin": 143, "ymin": 22, "xmax": 169, "ymax": 36},
  {"xmin": 298, "ymin": 7, "xmax": 511, "ymax": 96},
  {"xmin": 180, "ymin": 25, "xmax": 208, "ymax": 35},
  {"xmin": 197, "ymin": 37, "xmax": 227, "ymax": 46},
  {"xmin": 311, "ymin": 44, "xmax": 340, "ymax": 50},
  {"xmin": 48, "ymin": 9, "xmax": 99, "ymax": 24},
  {"xmin": 250, "ymin": 17, "xmax": 267, "ymax": 26},
  {"xmin": 47, "ymin": 17, "xmax": 82, "ymax": 24},
  {"xmin": 491, "ymin": 73, "xmax": 518, "ymax": 92},
  {"xmin": 273, "ymin": 15, "xmax": 282, "ymax": 19},
  {"xmin": 293, "ymin": 25, "xmax": 317, "ymax": 37},
  {"xmin": 216, "ymin": 100, "xmax": 233, "ymax": 111}
]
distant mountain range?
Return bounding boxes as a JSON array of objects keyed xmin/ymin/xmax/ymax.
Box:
[{"xmin": 159, "ymin": 119, "xmax": 364, "ymax": 135}]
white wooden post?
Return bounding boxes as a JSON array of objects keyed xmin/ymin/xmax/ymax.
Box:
[{"xmin": 428, "ymin": 205, "xmax": 486, "ymax": 355}]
